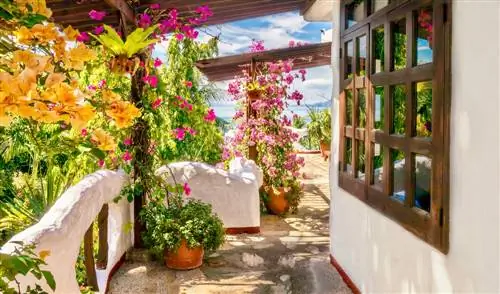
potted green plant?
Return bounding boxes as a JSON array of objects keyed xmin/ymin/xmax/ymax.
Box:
[
  {"xmin": 140, "ymin": 182, "xmax": 225, "ymax": 270},
  {"xmin": 307, "ymin": 107, "xmax": 331, "ymax": 158}
]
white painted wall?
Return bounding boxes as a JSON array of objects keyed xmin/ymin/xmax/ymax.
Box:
[
  {"xmin": 329, "ymin": 1, "xmax": 500, "ymax": 293},
  {"xmin": 1, "ymin": 170, "xmax": 131, "ymax": 294}
]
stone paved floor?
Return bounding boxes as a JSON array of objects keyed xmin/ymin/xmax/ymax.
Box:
[{"xmin": 108, "ymin": 154, "xmax": 350, "ymax": 294}]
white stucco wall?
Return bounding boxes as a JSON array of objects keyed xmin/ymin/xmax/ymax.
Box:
[
  {"xmin": 329, "ymin": 1, "xmax": 500, "ymax": 293},
  {"xmin": 1, "ymin": 170, "xmax": 131, "ymax": 294}
]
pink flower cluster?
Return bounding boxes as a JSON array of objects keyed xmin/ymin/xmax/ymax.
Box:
[
  {"xmin": 174, "ymin": 96, "xmax": 193, "ymax": 111},
  {"xmin": 143, "ymin": 75, "xmax": 158, "ymax": 88},
  {"xmin": 173, "ymin": 127, "xmax": 196, "ymax": 141},
  {"xmin": 204, "ymin": 108, "xmax": 216, "ymax": 123}
]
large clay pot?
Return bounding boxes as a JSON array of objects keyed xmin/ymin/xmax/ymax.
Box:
[
  {"xmin": 320, "ymin": 141, "xmax": 331, "ymax": 159},
  {"xmin": 164, "ymin": 239, "xmax": 204, "ymax": 270},
  {"xmin": 266, "ymin": 187, "xmax": 289, "ymax": 215}
]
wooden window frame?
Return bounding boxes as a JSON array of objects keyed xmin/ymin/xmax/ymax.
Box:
[{"xmin": 339, "ymin": 0, "xmax": 451, "ymax": 253}]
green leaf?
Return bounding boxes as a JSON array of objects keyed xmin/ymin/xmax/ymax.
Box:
[
  {"xmin": 10, "ymin": 256, "xmax": 30, "ymax": 275},
  {"xmin": 90, "ymin": 148, "xmax": 106, "ymax": 160},
  {"xmin": 42, "ymin": 270, "xmax": 56, "ymax": 290}
]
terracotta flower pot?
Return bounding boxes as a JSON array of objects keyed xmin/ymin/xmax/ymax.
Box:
[
  {"xmin": 164, "ymin": 239, "xmax": 204, "ymax": 270},
  {"xmin": 266, "ymin": 187, "xmax": 289, "ymax": 215},
  {"xmin": 320, "ymin": 141, "xmax": 331, "ymax": 159}
]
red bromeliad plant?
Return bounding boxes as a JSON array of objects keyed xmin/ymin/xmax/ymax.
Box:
[{"xmin": 224, "ymin": 40, "xmax": 306, "ymax": 213}]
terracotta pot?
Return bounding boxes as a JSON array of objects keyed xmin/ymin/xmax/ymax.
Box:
[
  {"xmin": 266, "ymin": 187, "xmax": 289, "ymax": 215},
  {"xmin": 164, "ymin": 239, "xmax": 204, "ymax": 270},
  {"xmin": 320, "ymin": 141, "xmax": 331, "ymax": 159}
]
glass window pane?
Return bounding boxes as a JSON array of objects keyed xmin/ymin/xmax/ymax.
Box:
[
  {"xmin": 372, "ymin": 26, "xmax": 385, "ymax": 73},
  {"xmin": 392, "ymin": 85, "xmax": 406, "ymax": 135},
  {"xmin": 390, "ymin": 149, "xmax": 405, "ymax": 204},
  {"xmin": 416, "ymin": 7, "xmax": 433, "ymax": 65},
  {"xmin": 372, "ymin": 0, "xmax": 391, "ymax": 13},
  {"xmin": 346, "ymin": 89, "xmax": 353, "ymax": 125},
  {"xmin": 346, "ymin": 1, "xmax": 365, "ymax": 29},
  {"xmin": 372, "ymin": 143, "xmax": 383, "ymax": 186},
  {"xmin": 416, "ymin": 81, "xmax": 432, "ymax": 137},
  {"xmin": 357, "ymin": 35, "xmax": 367, "ymax": 76},
  {"xmin": 346, "ymin": 41, "xmax": 354, "ymax": 79},
  {"xmin": 358, "ymin": 88, "xmax": 366, "ymax": 128},
  {"xmin": 345, "ymin": 138, "xmax": 353, "ymax": 175},
  {"xmin": 415, "ymin": 154, "xmax": 431, "ymax": 212},
  {"xmin": 374, "ymin": 86, "xmax": 384, "ymax": 130},
  {"xmin": 392, "ymin": 18, "xmax": 407, "ymax": 71},
  {"xmin": 357, "ymin": 140, "xmax": 365, "ymax": 179}
]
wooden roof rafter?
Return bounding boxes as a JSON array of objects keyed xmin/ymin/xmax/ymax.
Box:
[{"xmin": 195, "ymin": 42, "xmax": 332, "ymax": 82}]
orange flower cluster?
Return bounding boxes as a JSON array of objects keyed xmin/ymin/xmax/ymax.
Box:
[{"xmin": 0, "ymin": 1, "xmax": 141, "ymax": 136}]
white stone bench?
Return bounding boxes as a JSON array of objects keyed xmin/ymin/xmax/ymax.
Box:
[{"xmin": 156, "ymin": 157, "xmax": 263, "ymax": 233}]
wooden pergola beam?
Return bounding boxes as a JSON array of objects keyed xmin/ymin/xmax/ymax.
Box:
[{"xmin": 104, "ymin": 0, "xmax": 135, "ymax": 23}]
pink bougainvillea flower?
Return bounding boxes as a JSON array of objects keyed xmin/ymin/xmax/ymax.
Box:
[
  {"xmin": 174, "ymin": 128, "xmax": 186, "ymax": 140},
  {"xmin": 175, "ymin": 33, "xmax": 184, "ymax": 41},
  {"xmin": 182, "ymin": 25, "xmax": 198, "ymax": 39},
  {"xmin": 76, "ymin": 32, "xmax": 90, "ymax": 42},
  {"xmin": 98, "ymin": 159, "xmax": 105, "ymax": 168},
  {"xmin": 143, "ymin": 75, "xmax": 158, "ymax": 88},
  {"xmin": 204, "ymin": 108, "xmax": 216, "ymax": 123},
  {"xmin": 152, "ymin": 98, "xmax": 162, "ymax": 109},
  {"xmin": 250, "ymin": 40, "xmax": 265, "ymax": 52},
  {"xmin": 183, "ymin": 182, "xmax": 191, "ymax": 196},
  {"xmin": 233, "ymin": 110, "xmax": 244, "ymax": 120},
  {"xmin": 94, "ymin": 25, "xmax": 104, "ymax": 35},
  {"xmin": 87, "ymin": 85, "xmax": 97, "ymax": 91},
  {"xmin": 98, "ymin": 79, "xmax": 106, "ymax": 88},
  {"xmin": 188, "ymin": 17, "xmax": 201, "ymax": 25},
  {"xmin": 81, "ymin": 128, "xmax": 88, "ymax": 137},
  {"xmin": 195, "ymin": 5, "xmax": 213, "ymax": 21},
  {"xmin": 184, "ymin": 81, "xmax": 193, "ymax": 88},
  {"xmin": 153, "ymin": 58, "xmax": 162, "ymax": 68},
  {"xmin": 138, "ymin": 13, "xmax": 152, "ymax": 28},
  {"xmin": 150, "ymin": 3, "xmax": 160, "ymax": 9},
  {"xmin": 298, "ymin": 69, "xmax": 307, "ymax": 81},
  {"xmin": 288, "ymin": 40, "xmax": 295, "ymax": 47},
  {"xmin": 89, "ymin": 10, "xmax": 106, "ymax": 21},
  {"xmin": 122, "ymin": 150, "xmax": 132, "ymax": 162},
  {"xmin": 123, "ymin": 137, "xmax": 132, "ymax": 146}
]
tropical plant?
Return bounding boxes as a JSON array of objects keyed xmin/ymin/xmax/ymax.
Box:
[
  {"xmin": 0, "ymin": 242, "xmax": 55, "ymax": 294},
  {"xmin": 306, "ymin": 107, "xmax": 331, "ymax": 150}
]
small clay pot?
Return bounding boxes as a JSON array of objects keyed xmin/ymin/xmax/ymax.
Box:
[
  {"xmin": 164, "ymin": 239, "xmax": 204, "ymax": 270},
  {"xmin": 266, "ymin": 187, "xmax": 289, "ymax": 215}
]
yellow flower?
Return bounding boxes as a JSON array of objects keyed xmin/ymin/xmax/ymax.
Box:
[
  {"xmin": 91, "ymin": 129, "xmax": 117, "ymax": 151},
  {"xmin": 15, "ymin": 0, "xmax": 52, "ymax": 18},
  {"xmin": 102, "ymin": 89, "xmax": 122, "ymax": 103},
  {"xmin": 63, "ymin": 26, "xmax": 79, "ymax": 41},
  {"xmin": 38, "ymin": 250, "xmax": 51, "ymax": 261},
  {"xmin": 105, "ymin": 101, "xmax": 141, "ymax": 128},
  {"xmin": 69, "ymin": 103, "xmax": 95, "ymax": 130},
  {"xmin": 53, "ymin": 83, "xmax": 78, "ymax": 106},
  {"xmin": 15, "ymin": 23, "xmax": 58, "ymax": 45},
  {"xmin": 45, "ymin": 73, "xmax": 66, "ymax": 89},
  {"xmin": 64, "ymin": 43, "xmax": 96, "ymax": 70}
]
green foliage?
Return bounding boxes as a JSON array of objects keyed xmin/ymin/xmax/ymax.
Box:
[
  {"xmin": 91, "ymin": 25, "xmax": 159, "ymax": 58},
  {"xmin": 0, "ymin": 242, "xmax": 55, "ymax": 294},
  {"xmin": 141, "ymin": 197, "xmax": 225, "ymax": 255},
  {"xmin": 306, "ymin": 107, "xmax": 331, "ymax": 150}
]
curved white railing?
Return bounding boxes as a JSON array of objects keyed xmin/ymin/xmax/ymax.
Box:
[{"xmin": 1, "ymin": 170, "xmax": 131, "ymax": 294}]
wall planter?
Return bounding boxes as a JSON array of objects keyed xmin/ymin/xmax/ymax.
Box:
[
  {"xmin": 164, "ymin": 239, "xmax": 204, "ymax": 270},
  {"xmin": 266, "ymin": 187, "xmax": 289, "ymax": 215}
]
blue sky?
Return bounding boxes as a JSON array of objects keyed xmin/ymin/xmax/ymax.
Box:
[{"xmin": 196, "ymin": 11, "xmax": 333, "ymax": 119}]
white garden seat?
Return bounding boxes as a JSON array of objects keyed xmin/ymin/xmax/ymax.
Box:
[{"xmin": 156, "ymin": 157, "xmax": 263, "ymax": 233}]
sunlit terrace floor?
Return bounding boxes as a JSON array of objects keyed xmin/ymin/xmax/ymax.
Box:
[{"xmin": 108, "ymin": 154, "xmax": 350, "ymax": 294}]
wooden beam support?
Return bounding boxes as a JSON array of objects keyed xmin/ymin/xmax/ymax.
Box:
[{"xmin": 104, "ymin": 0, "xmax": 135, "ymax": 23}]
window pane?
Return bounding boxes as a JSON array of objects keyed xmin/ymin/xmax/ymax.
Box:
[
  {"xmin": 358, "ymin": 88, "xmax": 366, "ymax": 128},
  {"xmin": 357, "ymin": 140, "xmax": 365, "ymax": 179},
  {"xmin": 372, "ymin": 0, "xmax": 391, "ymax": 13},
  {"xmin": 345, "ymin": 138, "xmax": 353, "ymax": 175},
  {"xmin": 374, "ymin": 86, "xmax": 384, "ymax": 130},
  {"xmin": 372, "ymin": 26, "xmax": 385, "ymax": 73},
  {"xmin": 346, "ymin": 1, "xmax": 364, "ymax": 29},
  {"xmin": 357, "ymin": 35, "xmax": 367, "ymax": 76},
  {"xmin": 346, "ymin": 89, "xmax": 353, "ymax": 125},
  {"xmin": 416, "ymin": 81, "xmax": 432, "ymax": 137},
  {"xmin": 416, "ymin": 7, "xmax": 433, "ymax": 65},
  {"xmin": 345, "ymin": 41, "xmax": 354, "ymax": 79},
  {"xmin": 392, "ymin": 85, "xmax": 406, "ymax": 135},
  {"xmin": 372, "ymin": 143, "xmax": 383, "ymax": 186},
  {"xmin": 392, "ymin": 18, "xmax": 407, "ymax": 71},
  {"xmin": 415, "ymin": 154, "xmax": 431, "ymax": 212},
  {"xmin": 391, "ymin": 149, "xmax": 405, "ymax": 204}
]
